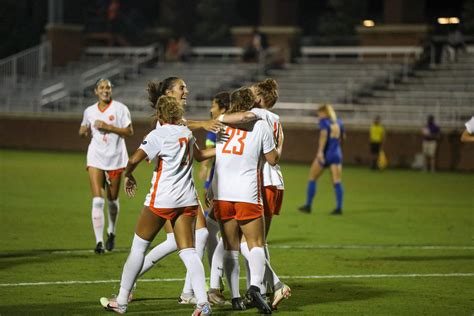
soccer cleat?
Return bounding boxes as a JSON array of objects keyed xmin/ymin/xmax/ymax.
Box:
[
  {"xmin": 192, "ymin": 302, "xmax": 212, "ymax": 315},
  {"xmin": 272, "ymin": 283, "xmax": 291, "ymax": 310},
  {"xmin": 231, "ymin": 297, "xmax": 246, "ymax": 310},
  {"xmin": 106, "ymin": 233, "xmax": 116, "ymax": 251},
  {"xmin": 178, "ymin": 293, "xmax": 197, "ymax": 305},
  {"xmin": 95, "ymin": 242, "xmax": 105, "ymax": 254},
  {"xmin": 330, "ymin": 208, "xmax": 342, "ymax": 215},
  {"xmin": 207, "ymin": 288, "xmax": 226, "ymax": 305},
  {"xmin": 298, "ymin": 205, "xmax": 311, "ymax": 213},
  {"xmin": 246, "ymin": 286, "xmax": 272, "ymax": 314},
  {"xmin": 100, "ymin": 297, "xmax": 127, "ymax": 314}
]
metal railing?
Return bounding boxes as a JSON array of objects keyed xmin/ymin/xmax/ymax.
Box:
[{"xmin": 0, "ymin": 42, "xmax": 51, "ymax": 87}]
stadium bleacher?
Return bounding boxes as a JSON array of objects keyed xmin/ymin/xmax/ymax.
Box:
[{"xmin": 1, "ymin": 44, "xmax": 472, "ymax": 128}]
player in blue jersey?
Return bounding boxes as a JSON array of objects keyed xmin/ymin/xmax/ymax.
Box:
[{"xmin": 299, "ymin": 104, "xmax": 345, "ymax": 215}]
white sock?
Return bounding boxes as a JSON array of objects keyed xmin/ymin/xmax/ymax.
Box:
[
  {"xmin": 224, "ymin": 250, "xmax": 241, "ymax": 298},
  {"xmin": 248, "ymin": 246, "xmax": 266, "ymax": 293},
  {"xmin": 139, "ymin": 233, "xmax": 177, "ymax": 276},
  {"xmin": 206, "ymin": 216, "xmax": 220, "ymax": 267},
  {"xmin": 91, "ymin": 197, "xmax": 105, "ymax": 244},
  {"xmin": 107, "ymin": 199, "xmax": 119, "ymax": 235},
  {"xmin": 182, "ymin": 228, "xmax": 209, "ymax": 295},
  {"xmin": 179, "ymin": 248, "xmax": 208, "ymax": 305},
  {"xmin": 210, "ymin": 240, "xmax": 225, "ymax": 289},
  {"xmin": 117, "ymin": 234, "xmax": 150, "ymax": 305},
  {"xmin": 240, "ymin": 242, "xmax": 251, "ymax": 290},
  {"xmin": 263, "ymin": 244, "xmax": 280, "ymax": 291}
]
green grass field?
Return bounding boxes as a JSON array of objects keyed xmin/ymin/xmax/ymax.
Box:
[{"xmin": 0, "ymin": 149, "xmax": 473, "ymax": 315}]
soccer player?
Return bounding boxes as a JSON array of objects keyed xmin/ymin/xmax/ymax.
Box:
[
  {"xmin": 196, "ymin": 92, "xmax": 234, "ymax": 307},
  {"xmin": 422, "ymin": 115, "xmax": 441, "ymax": 172},
  {"xmin": 369, "ymin": 116, "xmax": 385, "ymax": 170},
  {"xmin": 212, "ymin": 87, "xmax": 283, "ymax": 314},
  {"xmin": 460, "ymin": 116, "xmax": 474, "ymax": 143},
  {"xmin": 79, "ymin": 78, "xmax": 133, "ymax": 254},
  {"xmin": 100, "ymin": 96, "xmax": 214, "ymax": 315},
  {"xmin": 217, "ymin": 79, "xmax": 291, "ymax": 309},
  {"xmin": 131, "ymin": 78, "xmax": 223, "ymax": 305},
  {"xmin": 298, "ymin": 104, "xmax": 345, "ymax": 215}
]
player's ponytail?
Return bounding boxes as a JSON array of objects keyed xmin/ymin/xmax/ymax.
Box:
[
  {"xmin": 146, "ymin": 77, "xmax": 180, "ymax": 109},
  {"xmin": 253, "ymin": 78, "xmax": 279, "ymax": 108},
  {"xmin": 318, "ymin": 104, "xmax": 337, "ymax": 122}
]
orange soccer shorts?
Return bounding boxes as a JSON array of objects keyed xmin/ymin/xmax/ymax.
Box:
[
  {"xmin": 213, "ymin": 200, "xmax": 263, "ymax": 221},
  {"xmin": 263, "ymin": 186, "xmax": 284, "ymax": 217},
  {"xmin": 106, "ymin": 168, "xmax": 125, "ymax": 180},
  {"xmin": 148, "ymin": 205, "xmax": 198, "ymax": 220}
]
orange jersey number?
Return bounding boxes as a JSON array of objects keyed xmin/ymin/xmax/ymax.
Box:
[
  {"xmin": 222, "ymin": 127, "xmax": 247, "ymax": 156},
  {"xmin": 179, "ymin": 137, "xmax": 191, "ymax": 165}
]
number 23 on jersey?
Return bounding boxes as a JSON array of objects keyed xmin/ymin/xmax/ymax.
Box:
[{"xmin": 222, "ymin": 127, "xmax": 247, "ymax": 155}]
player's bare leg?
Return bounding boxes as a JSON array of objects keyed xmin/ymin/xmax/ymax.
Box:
[
  {"xmin": 299, "ymin": 159, "xmax": 324, "ymax": 213},
  {"xmin": 218, "ymin": 218, "xmax": 245, "ymax": 309},
  {"xmin": 105, "ymin": 174, "xmax": 121, "ymax": 251},
  {"xmin": 172, "ymin": 213, "xmax": 211, "ymax": 315},
  {"xmin": 88, "ymin": 167, "xmax": 106, "ymax": 254},
  {"xmin": 101, "ymin": 207, "xmax": 166, "ymax": 313},
  {"xmin": 180, "ymin": 203, "xmax": 209, "ymax": 303},
  {"xmin": 329, "ymin": 164, "xmax": 343, "ymax": 215},
  {"xmin": 239, "ymin": 217, "xmax": 272, "ymax": 314}
]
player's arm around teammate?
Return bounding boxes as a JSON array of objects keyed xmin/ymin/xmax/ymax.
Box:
[{"xmin": 79, "ymin": 78, "xmax": 133, "ymax": 254}]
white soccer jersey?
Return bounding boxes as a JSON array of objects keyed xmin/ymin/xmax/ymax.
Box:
[
  {"xmin": 81, "ymin": 100, "xmax": 131, "ymax": 170},
  {"xmin": 251, "ymin": 107, "xmax": 284, "ymax": 189},
  {"xmin": 140, "ymin": 124, "xmax": 198, "ymax": 209},
  {"xmin": 465, "ymin": 117, "xmax": 474, "ymax": 134},
  {"xmin": 212, "ymin": 120, "xmax": 275, "ymax": 204}
]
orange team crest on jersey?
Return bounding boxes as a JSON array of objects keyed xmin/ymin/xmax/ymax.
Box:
[{"xmin": 109, "ymin": 115, "xmax": 115, "ymax": 121}]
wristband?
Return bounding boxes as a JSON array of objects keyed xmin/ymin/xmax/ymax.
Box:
[{"xmin": 217, "ymin": 114, "xmax": 224, "ymax": 122}]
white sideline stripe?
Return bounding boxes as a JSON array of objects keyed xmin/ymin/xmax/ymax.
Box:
[
  {"xmin": 49, "ymin": 244, "xmax": 474, "ymax": 254},
  {"xmin": 271, "ymin": 245, "xmax": 474, "ymax": 250},
  {"xmin": 1, "ymin": 273, "xmax": 473, "ymax": 287}
]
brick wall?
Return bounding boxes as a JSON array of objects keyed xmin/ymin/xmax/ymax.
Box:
[{"xmin": 1, "ymin": 115, "xmax": 472, "ymax": 171}]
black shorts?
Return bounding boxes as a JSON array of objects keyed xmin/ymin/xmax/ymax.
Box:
[{"xmin": 370, "ymin": 142, "xmax": 381, "ymax": 154}]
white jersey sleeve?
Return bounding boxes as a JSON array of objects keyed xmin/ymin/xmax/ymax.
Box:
[
  {"xmin": 262, "ymin": 121, "xmax": 275, "ymax": 154},
  {"xmin": 465, "ymin": 117, "xmax": 474, "ymax": 134},
  {"xmin": 250, "ymin": 107, "xmax": 284, "ymax": 189},
  {"xmin": 139, "ymin": 132, "xmax": 162, "ymax": 160},
  {"xmin": 81, "ymin": 108, "xmax": 90, "ymax": 127},
  {"xmin": 120, "ymin": 105, "xmax": 132, "ymax": 127}
]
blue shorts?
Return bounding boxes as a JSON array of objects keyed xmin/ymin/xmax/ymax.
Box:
[{"xmin": 318, "ymin": 154, "xmax": 342, "ymax": 168}]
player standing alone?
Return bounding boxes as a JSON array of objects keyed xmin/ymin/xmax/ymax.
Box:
[
  {"xmin": 79, "ymin": 78, "xmax": 133, "ymax": 254},
  {"xmin": 298, "ymin": 104, "xmax": 345, "ymax": 215}
]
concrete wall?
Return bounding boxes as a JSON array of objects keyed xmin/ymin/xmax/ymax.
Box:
[{"xmin": 1, "ymin": 115, "xmax": 472, "ymax": 172}]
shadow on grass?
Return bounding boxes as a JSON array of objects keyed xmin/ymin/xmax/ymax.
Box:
[
  {"xmin": 365, "ymin": 255, "xmax": 474, "ymax": 262},
  {"xmin": 0, "ymin": 249, "xmax": 125, "ymax": 270},
  {"xmin": 0, "ymin": 280, "xmax": 393, "ymax": 315}
]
